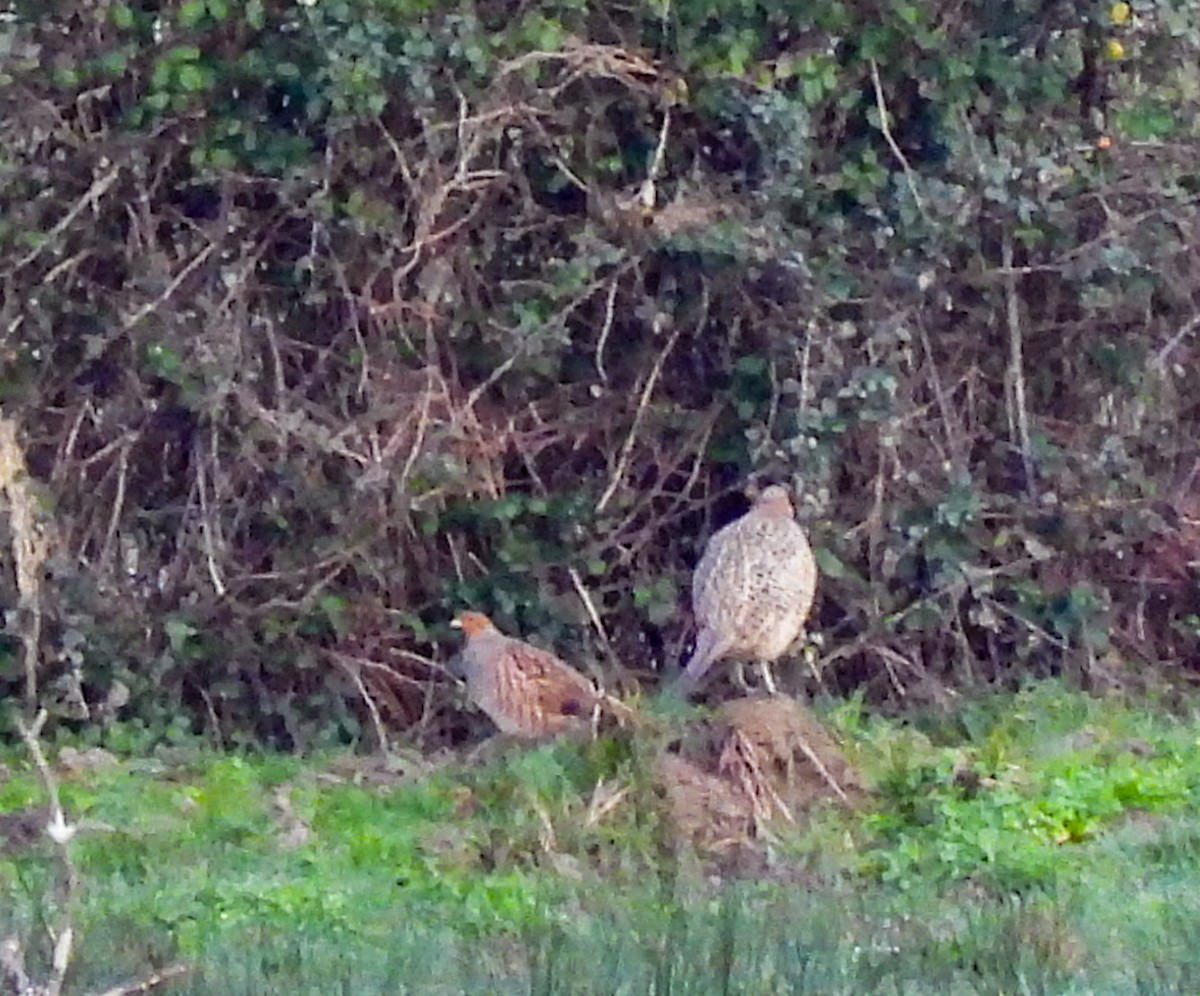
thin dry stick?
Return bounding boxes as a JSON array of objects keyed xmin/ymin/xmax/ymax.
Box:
[
  {"xmin": 868, "ymin": 59, "xmax": 929, "ymax": 224},
  {"xmin": 867, "ymin": 461, "xmax": 887, "ymax": 617},
  {"xmin": 15, "ymin": 167, "xmax": 121, "ymax": 271},
  {"xmin": 674, "ymin": 415, "xmax": 718, "ymax": 503},
  {"xmin": 445, "ymin": 533, "xmax": 466, "ymax": 585},
  {"xmin": 875, "ymin": 643, "xmax": 925, "ymax": 681},
  {"xmin": 723, "ymin": 732, "xmax": 795, "ymax": 825},
  {"xmin": 90, "ymin": 961, "xmax": 193, "ymax": 996},
  {"xmin": 1151, "ymin": 311, "xmax": 1200, "ymax": 371},
  {"xmin": 600, "ymin": 409, "xmax": 718, "ymax": 548},
  {"xmin": 97, "ymin": 440, "xmax": 131, "ymax": 570},
  {"xmin": 468, "ymin": 261, "xmax": 637, "ymax": 411},
  {"xmin": 594, "ymin": 689, "xmax": 640, "ymax": 728},
  {"xmin": 338, "ymin": 647, "xmax": 460, "ymax": 686},
  {"xmin": 332, "ymin": 655, "xmax": 392, "ymax": 754},
  {"xmin": 14, "ymin": 710, "xmax": 77, "ymax": 996},
  {"xmin": 52, "ymin": 402, "xmax": 93, "ymax": 481},
  {"xmin": 546, "ymin": 149, "xmax": 591, "ymax": 195},
  {"xmin": 870, "ymin": 644, "xmax": 908, "ymax": 699},
  {"xmin": 1002, "ymin": 235, "xmax": 1035, "ymax": 495},
  {"xmin": 983, "ymin": 595, "xmax": 1069, "ymax": 649},
  {"xmin": 465, "ymin": 352, "xmax": 520, "ymax": 410},
  {"xmin": 638, "ymin": 103, "xmax": 673, "ymax": 210},
  {"xmin": 584, "ymin": 778, "xmax": 630, "ymax": 828},
  {"xmin": 531, "ymin": 797, "xmax": 557, "ymax": 853},
  {"xmin": 791, "ymin": 732, "xmax": 853, "ymax": 804},
  {"xmin": 1178, "ymin": 457, "xmax": 1200, "ymax": 497},
  {"xmin": 263, "ymin": 316, "xmax": 287, "ymax": 402},
  {"xmin": 395, "ymin": 372, "xmax": 436, "ymax": 490},
  {"xmin": 594, "ymin": 277, "xmax": 620, "ymax": 384},
  {"xmin": 917, "ymin": 320, "xmax": 967, "ymax": 470},
  {"xmin": 40, "ymin": 249, "xmax": 94, "ymax": 287},
  {"xmin": 804, "ymin": 642, "xmax": 830, "ymax": 696},
  {"xmin": 75, "ymin": 428, "xmax": 140, "ymax": 472},
  {"xmin": 566, "ymin": 566, "xmax": 618, "ymax": 667},
  {"xmin": 797, "ymin": 320, "xmax": 815, "ymax": 413},
  {"xmin": 596, "ymin": 321, "xmax": 683, "ymax": 513},
  {"xmin": 122, "ymin": 242, "xmax": 216, "ymax": 330},
  {"xmin": 198, "ymin": 687, "xmax": 223, "ymax": 747},
  {"xmin": 388, "ymin": 645, "xmax": 454, "ymax": 678},
  {"xmin": 195, "ymin": 453, "xmax": 227, "ymax": 597},
  {"xmin": 513, "ymin": 409, "xmax": 552, "ymax": 494}
]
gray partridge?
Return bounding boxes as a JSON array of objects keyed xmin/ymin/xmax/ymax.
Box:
[
  {"xmin": 452, "ymin": 611, "xmax": 600, "ymax": 738},
  {"xmin": 680, "ymin": 485, "xmax": 817, "ymax": 694}
]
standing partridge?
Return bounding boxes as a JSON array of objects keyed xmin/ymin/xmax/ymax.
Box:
[
  {"xmin": 451, "ymin": 611, "xmax": 600, "ymax": 738},
  {"xmin": 680, "ymin": 485, "xmax": 817, "ymax": 694}
]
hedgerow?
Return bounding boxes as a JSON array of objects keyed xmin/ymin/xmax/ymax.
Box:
[{"xmin": 0, "ymin": 0, "xmax": 1197, "ymax": 745}]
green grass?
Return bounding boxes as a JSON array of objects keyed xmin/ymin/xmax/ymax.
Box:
[{"xmin": 5, "ymin": 681, "xmax": 1200, "ymax": 993}]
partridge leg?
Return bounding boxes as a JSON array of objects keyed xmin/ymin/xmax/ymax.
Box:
[
  {"xmin": 758, "ymin": 660, "xmax": 779, "ymax": 696},
  {"xmin": 732, "ymin": 660, "xmax": 753, "ymax": 694}
]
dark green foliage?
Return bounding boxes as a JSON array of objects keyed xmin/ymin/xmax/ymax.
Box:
[{"xmin": 0, "ymin": 0, "xmax": 1198, "ymax": 744}]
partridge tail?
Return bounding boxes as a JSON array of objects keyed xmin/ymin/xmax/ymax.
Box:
[{"xmin": 676, "ymin": 627, "xmax": 730, "ymax": 690}]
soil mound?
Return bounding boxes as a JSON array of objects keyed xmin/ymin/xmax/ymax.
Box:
[{"xmin": 657, "ymin": 695, "xmax": 866, "ymax": 867}]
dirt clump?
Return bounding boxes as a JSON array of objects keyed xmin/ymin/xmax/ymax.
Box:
[{"xmin": 656, "ymin": 695, "xmax": 866, "ymax": 870}]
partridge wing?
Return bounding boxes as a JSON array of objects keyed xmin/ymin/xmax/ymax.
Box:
[
  {"xmin": 693, "ymin": 519, "xmax": 754, "ymax": 634},
  {"xmin": 744, "ymin": 518, "xmax": 815, "ymax": 613},
  {"xmin": 731, "ymin": 518, "xmax": 816, "ymax": 656},
  {"xmin": 513, "ymin": 642, "xmax": 597, "ymax": 716},
  {"xmin": 491, "ymin": 639, "xmax": 596, "ymax": 736}
]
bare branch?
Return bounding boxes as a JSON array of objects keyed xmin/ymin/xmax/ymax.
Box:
[
  {"xmin": 122, "ymin": 243, "xmax": 216, "ymax": 331},
  {"xmin": 869, "ymin": 59, "xmax": 929, "ymax": 225},
  {"xmin": 1002, "ymin": 234, "xmax": 1035, "ymax": 496},
  {"xmin": 14, "ymin": 166, "xmax": 120, "ymax": 272},
  {"xmin": 88, "ymin": 962, "xmax": 192, "ymax": 996},
  {"xmin": 331, "ymin": 654, "xmax": 392, "ymax": 755},
  {"xmin": 596, "ymin": 320, "xmax": 682, "ymax": 513},
  {"xmin": 12, "ymin": 710, "xmax": 76, "ymax": 996}
]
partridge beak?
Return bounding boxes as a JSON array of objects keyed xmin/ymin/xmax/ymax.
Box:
[{"xmin": 450, "ymin": 618, "xmax": 463, "ymax": 629}]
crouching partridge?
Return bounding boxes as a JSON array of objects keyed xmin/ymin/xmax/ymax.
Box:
[
  {"xmin": 452, "ymin": 611, "xmax": 600, "ymax": 738},
  {"xmin": 680, "ymin": 484, "xmax": 817, "ymax": 694}
]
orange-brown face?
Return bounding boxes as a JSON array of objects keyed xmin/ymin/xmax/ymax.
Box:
[{"xmin": 452, "ymin": 611, "xmax": 495, "ymax": 637}]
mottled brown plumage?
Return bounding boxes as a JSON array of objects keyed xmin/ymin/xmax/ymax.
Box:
[
  {"xmin": 452, "ymin": 611, "xmax": 599, "ymax": 738},
  {"xmin": 681, "ymin": 485, "xmax": 817, "ymax": 693}
]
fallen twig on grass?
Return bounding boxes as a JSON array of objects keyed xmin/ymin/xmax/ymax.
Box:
[{"xmin": 1, "ymin": 711, "xmax": 191, "ymax": 996}]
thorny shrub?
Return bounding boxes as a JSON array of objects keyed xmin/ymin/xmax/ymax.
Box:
[{"xmin": 0, "ymin": 0, "xmax": 1198, "ymax": 747}]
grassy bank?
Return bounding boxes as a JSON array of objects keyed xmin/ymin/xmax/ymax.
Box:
[{"xmin": 4, "ymin": 681, "xmax": 1200, "ymax": 993}]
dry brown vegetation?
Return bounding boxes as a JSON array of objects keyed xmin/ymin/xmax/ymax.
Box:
[{"xmin": 0, "ymin": 1, "xmax": 1197, "ymax": 748}]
